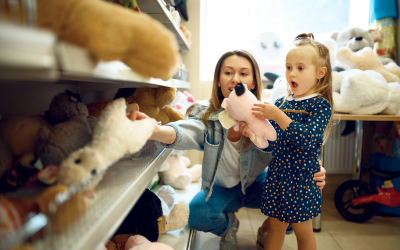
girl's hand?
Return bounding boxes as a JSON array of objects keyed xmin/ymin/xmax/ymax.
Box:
[
  {"xmin": 239, "ymin": 121, "xmax": 250, "ymax": 137},
  {"xmin": 252, "ymin": 102, "xmax": 278, "ymax": 120},
  {"xmin": 313, "ymin": 161, "xmax": 326, "ymax": 190}
]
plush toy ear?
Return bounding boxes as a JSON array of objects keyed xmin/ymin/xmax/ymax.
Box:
[
  {"xmin": 221, "ymin": 98, "xmax": 228, "ymax": 109},
  {"xmin": 218, "ymin": 110, "xmax": 236, "ymax": 130}
]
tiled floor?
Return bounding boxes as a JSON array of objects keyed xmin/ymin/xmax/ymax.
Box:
[{"xmin": 193, "ymin": 174, "xmax": 400, "ymax": 250}]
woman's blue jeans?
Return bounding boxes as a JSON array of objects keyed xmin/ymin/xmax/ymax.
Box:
[{"xmin": 188, "ymin": 175, "xmax": 266, "ymax": 237}]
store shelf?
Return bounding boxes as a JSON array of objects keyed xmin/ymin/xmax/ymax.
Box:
[
  {"xmin": 137, "ymin": 0, "xmax": 191, "ymax": 51},
  {"xmin": 172, "ymin": 79, "xmax": 191, "ymax": 89},
  {"xmin": 0, "ymin": 24, "xmax": 176, "ymax": 90},
  {"xmin": 152, "ymin": 180, "xmax": 201, "ymax": 250},
  {"xmin": 0, "ymin": 23, "xmax": 58, "ymax": 81},
  {"xmin": 33, "ymin": 144, "xmax": 173, "ymax": 250}
]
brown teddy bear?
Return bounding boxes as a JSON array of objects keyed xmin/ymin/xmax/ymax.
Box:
[
  {"xmin": 36, "ymin": 0, "xmax": 181, "ymax": 79},
  {"xmin": 120, "ymin": 87, "xmax": 185, "ymax": 125},
  {"xmin": 87, "ymin": 87, "xmax": 185, "ymax": 125}
]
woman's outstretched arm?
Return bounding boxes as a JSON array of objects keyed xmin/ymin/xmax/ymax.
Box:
[{"xmin": 127, "ymin": 110, "xmax": 177, "ymax": 144}]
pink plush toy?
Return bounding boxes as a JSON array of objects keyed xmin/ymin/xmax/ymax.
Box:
[
  {"xmin": 125, "ymin": 235, "xmax": 173, "ymax": 250},
  {"xmin": 220, "ymin": 83, "xmax": 277, "ymax": 148}
]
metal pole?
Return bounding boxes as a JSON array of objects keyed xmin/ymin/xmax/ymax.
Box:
[
  {"xmin": 353, "ymin": 120, "xmax": 363, "ymax": 180},
  {"xmin": 313, "ymin": 145, "xmax": 324, "ymax": 232}
]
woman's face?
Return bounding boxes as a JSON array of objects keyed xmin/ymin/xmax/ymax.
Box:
[{"xmin": 218, "ymin": 55, "xmax": 255, "ymax": 98}]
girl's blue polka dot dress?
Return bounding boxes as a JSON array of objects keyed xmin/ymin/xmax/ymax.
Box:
[{"xmin": 261, "ymin": 95, "xmax": 331, "ymax": 223}]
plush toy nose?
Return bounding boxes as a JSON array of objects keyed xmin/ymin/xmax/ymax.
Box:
[
  {"xmin": 235, "ymin": 83, "xmax": 245, "ymax": 96},
  {"xmin": 355, "ymin": 36, "xmax": 363, "ymax": 41}
]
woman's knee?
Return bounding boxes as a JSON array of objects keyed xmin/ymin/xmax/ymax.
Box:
[{"xmin": 188, "ymin": 198, "xmax": 208, "ymax": 229}]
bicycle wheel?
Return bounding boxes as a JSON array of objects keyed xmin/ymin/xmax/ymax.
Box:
[{"xmin": 334, "ymin": 180, "xmax": 379, "ymax": 223}]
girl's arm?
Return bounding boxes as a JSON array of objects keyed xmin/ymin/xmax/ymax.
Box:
[
  {"xmin": 253, "ymin": 100, "xmax": 331, "ymax": 150},
  {"xmin": 252, "ymin": 102, "xmax": 292, "ymax": 130}
]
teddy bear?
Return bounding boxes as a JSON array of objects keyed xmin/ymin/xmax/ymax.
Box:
[
  {"xmin": 114, "ymin": 87, "xmax": 185, "ymax": 125},
  {"xmin": 57, "ymin": 98, "xmax": 157, "ymax": 194},
  {"xmin": 158, "ymin": 150, "xmax": 202, "ymax": 190},
  {"xmin": 107, "ymin": 185, "xmax": 189, "ymax": 250},
  {"xmin": 332, "ymin": 26, "xmax": 375, "ymax": 53},
  {"xmin": 155, "ymin": 185, "xmax": 189, "ymax": 236},
  {"xmin": 329, "ymin": 26, "xmax": 395, "ymax": 71},
  {"xmin": 36, "ymin": 0, "xmax": 181, "ymax": 79},
  {"xmin": 336, "ymin": 46, "xmax": 400, "ymax": 83},
  {"xmin": 124, "ymin": 235, "xmax": 173, "ymax": 250},
  {"xmin": 33, "ymin": 91, "xmax": 93, "ymax": 184},
  {"xmin": 219, "ymin": 83, "xmax": 277, "ymax": 149}
]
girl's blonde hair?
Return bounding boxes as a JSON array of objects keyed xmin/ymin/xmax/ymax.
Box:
[
  {"xmin": 283, "ymin": 33, "xmax": 335, "ymax": 143},
  {"xmin": 186, "ymin": 50, "xmax": 263, "ymax": 147}
]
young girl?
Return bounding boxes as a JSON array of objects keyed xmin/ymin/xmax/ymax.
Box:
[{"xmin": 252, "ymin": 33, "xmax": 334, "ymax": 250}]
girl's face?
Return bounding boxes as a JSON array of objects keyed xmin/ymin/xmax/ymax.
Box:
[
  {"xmin": 285, "ymin": 46, "xmax": 319, "ymax": 98},
  {"xmin": 218, "ymin": 55, "xmax": 255, "ymax": 98}
]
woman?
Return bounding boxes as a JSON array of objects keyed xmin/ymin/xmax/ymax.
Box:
[{"xmin": 130, "ymin": 50, "xmax": 326, "ymax": 250}]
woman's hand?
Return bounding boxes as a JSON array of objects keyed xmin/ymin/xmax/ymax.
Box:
[
  {"xmin": 127, "ymin": 110, "xmax": 160, "ymax": 141},
  {"xmin": 313, "ymin": 160, "xmax": 326, "ymax": 190},
  {"xmin": 238, "ymin": 121, "xmax": 250, "ymax": 137}
]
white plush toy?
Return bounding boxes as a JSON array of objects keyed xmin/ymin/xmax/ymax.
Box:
[
  {"xmin": 336, "ymin": 47, "xmax": 400, "ymax": 83},
  {"xmin": 57, "ymin": 98, "xmax": 157, "ymax": 193},
  {"xmin": 382, "ymin": 82, "xmax": 400, "ymax": 115},
  {"xmin": 158, "ymin": 150, "xmax": 202, "ymax": 190},
  {"xmin": 269, "ymin": 76, "xmax": 288, "ymax": 105},
  {"xmin": 156, "ymin": 185, "xmax": 190, "ymax": 235},
  {"xmin": 333, "ymin": 69, "xmax": 390, "ymax": 114}
]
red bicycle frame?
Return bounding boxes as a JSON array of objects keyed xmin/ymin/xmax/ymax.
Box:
[{"xmin": 352, "ymin": 185, "xmax": 400, "ymax": 207}]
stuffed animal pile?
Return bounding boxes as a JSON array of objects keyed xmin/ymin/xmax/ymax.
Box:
[{"xmin": 334, "ymin": 47, "xmax": 400, "ymax": 115}]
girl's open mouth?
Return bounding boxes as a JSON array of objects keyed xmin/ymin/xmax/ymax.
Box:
[{"xmin": 291, "ymin": 81, "xmax": 298, "ymax": 88}]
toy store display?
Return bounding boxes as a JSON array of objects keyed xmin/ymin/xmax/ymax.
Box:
[
  {"xmin": 158, "ymin": 150, "xmax": 201, "ymax": 190},
  {"xmin": 0, "ymin": 91, "xmax": 93, "ymax": 192},
  {"xmin": 219, "ymin": 83, "xmax": 277, "ymax": 149}
]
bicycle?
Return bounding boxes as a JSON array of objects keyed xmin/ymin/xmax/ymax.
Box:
[{"xmin": 334, "ymin": 167, "xmax": 400, "ymax": 223}]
